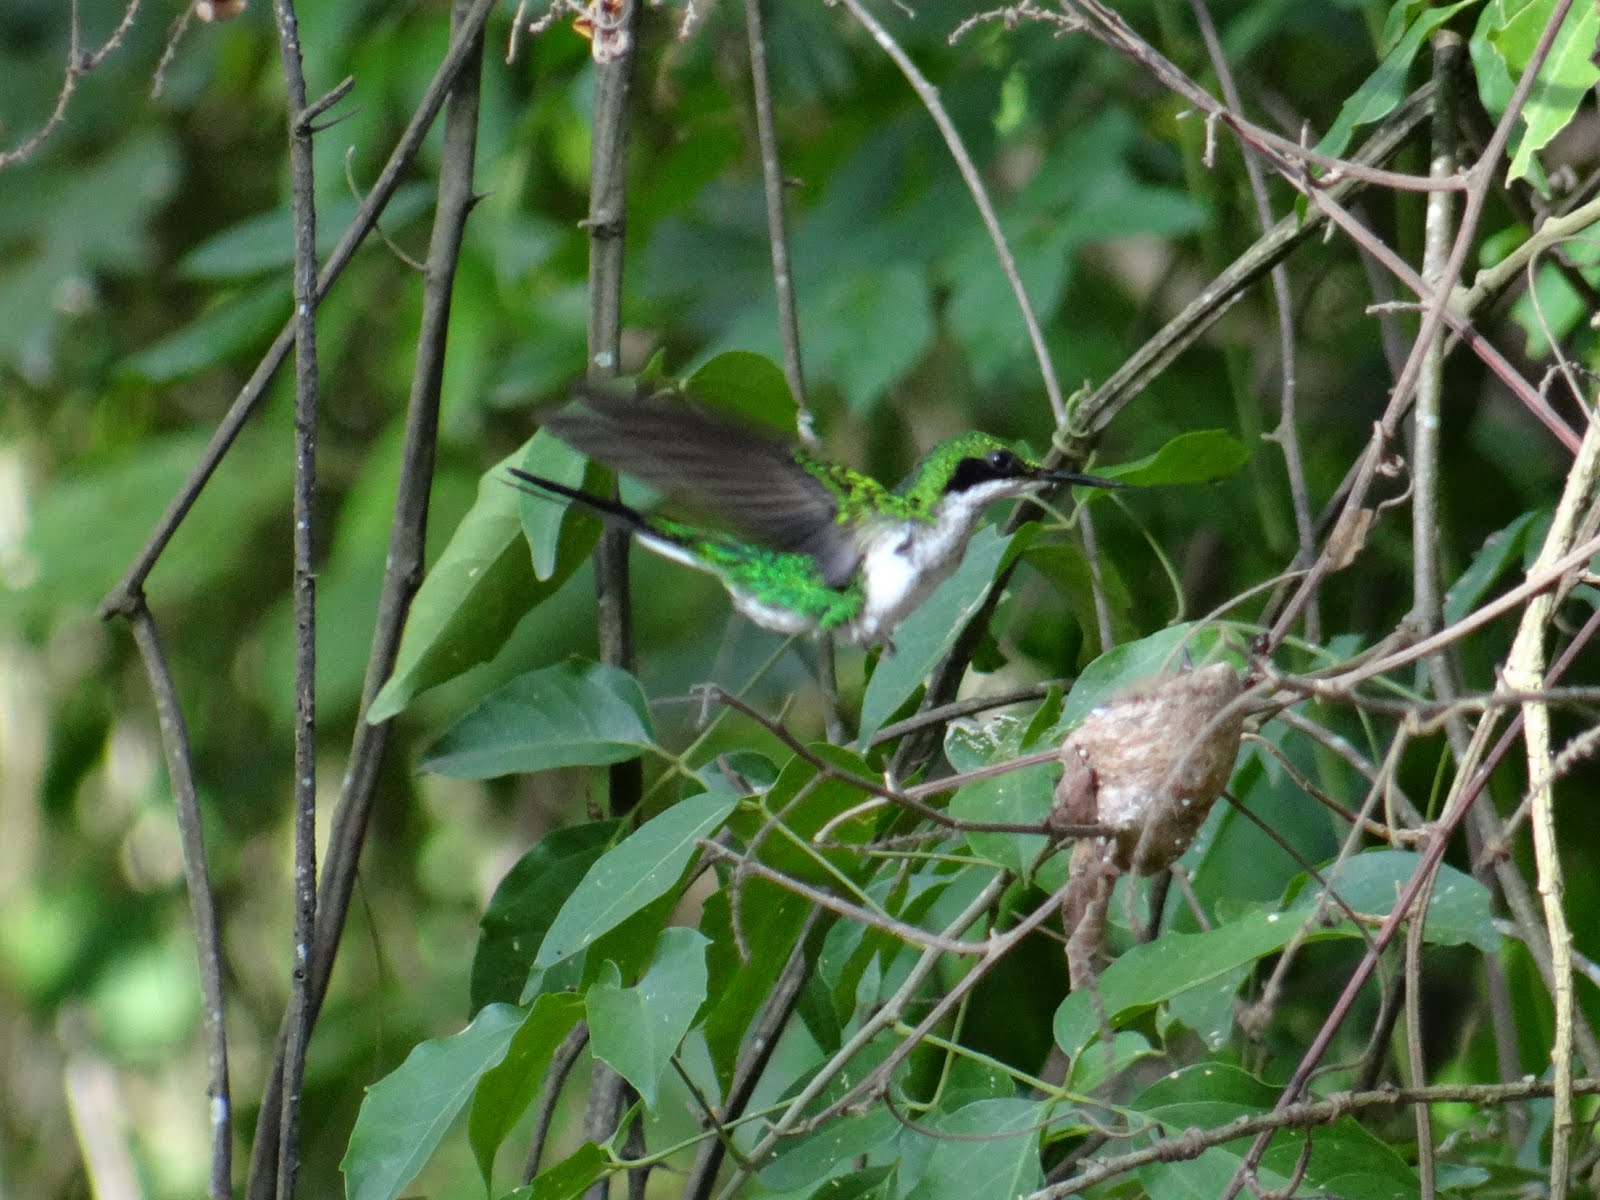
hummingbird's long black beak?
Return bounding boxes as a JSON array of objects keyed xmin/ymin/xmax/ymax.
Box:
[{"xmin": 1037, "ymin": 467, "xmax": 1128, "ymax": 490}]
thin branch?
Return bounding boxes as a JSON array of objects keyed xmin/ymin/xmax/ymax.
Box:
[
  {"xmin": 582, "ymin": 2, "xmax": 645, "ymax": 1192},
  {"xmin": 1501, "ymin": 408, "xmax": 1600, "ymax": 1200},
  {"xmin": 1184, "ymin": 0, "xmax": 1315, "ymax": 636},
  {"xmin": 244, "ymin": 3, "xmax": 489, "ymax": 1194},
  {"xmin": 267, "ymin": 0, "xmax": 322, "ymax": 1192},
  {"xmin": 127, "ymin": 605, "xmax": 231, "ymax": 1200},
  {"xmin": 0, "ymin": 0, "xmax": 145, "ymax": 170},
  {"xmin": 1032, "ymin": 1075, "xmax": 1600, "ymax": 1198},
  {"xmin": 523, "ymin": 1026, "xmax": 591, "ymax": 1183},
  {"xmin": 834, "ymin": 0, "xmax": 1068, "ymax": 429}
]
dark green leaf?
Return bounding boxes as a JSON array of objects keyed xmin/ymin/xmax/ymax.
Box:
[
  {"xmin": 685, "ymin": 350, "xmax": 799, "ymax": 435},
  {"xmin": 535, "ymin": 793, "xmax": 738, "ymax": 969},
  {"xmin": 471, "ymin": 821, "xmax": 620, "ymax": 1012},
  {"xmin": 342, "ymin": 1003, "xmax": 523, "ymax": 1200},
  {"xmin": 419, "ymin": 662, "xmax": 655, "ymax": 779},
  {"xmin": 945, "ymin": 714, "xmax": 1053, "ymax": 880},
  {"xmin": 759, "ymin": 1109, "xmax": 899, "ymax": 1192},
  {"xmin": 368, "ymin": 445, "xmax": 599, "ymax": 721},
  {"xmin": 1443, "ymin": 510, "xmax": 1542, "ymax": 625},
  {"xmin": 467, "ymin": 994, "xmax": 584, "ymax": 1186}
]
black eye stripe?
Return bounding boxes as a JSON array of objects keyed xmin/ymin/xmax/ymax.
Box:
[{"xmin": 945, "ymin": 453, "xmax": 1027, "ymax": 494}]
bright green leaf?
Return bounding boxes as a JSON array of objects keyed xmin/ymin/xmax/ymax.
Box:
[
  {"xmin": 586, "ymin": 927, "xmax": 710, "ymax": 1108},
  {"xmin": 1493, "ymin": 0, "xmax": 1600, "ymax": 182},
  {"xmin": 1316, "ymin": 1, "xmax": 1475, "ymax": 158},
  {"xmin": 1099, "ymin": 430, "xmax": 1250, "ymax": 487},
  {"xmin": 419, "ymin": 662, "xmax": 655, "ymax": 779},
  {"xmin": 535, "ymin": 792, "xmax": 738, "ymax": 969},
  {"xmin": 342, "ymin": 1003, "xmax": 523, "ymax": 1200},
  {"xmin": 685, "ymin": 350, "xmax": 799, "ymax": 436},
  {"xmin": 498, "ymin": 1143, "xmax": 609, "ymax": 1200}
]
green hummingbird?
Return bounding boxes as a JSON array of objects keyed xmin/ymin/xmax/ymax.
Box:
[{"xmin": 510, "ymin": 388, "xmax": 1123, "ymax": 648}]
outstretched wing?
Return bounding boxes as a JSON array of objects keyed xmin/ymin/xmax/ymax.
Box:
[{"xmin": 543, "ymin": 388, "xmax": 862, "ymax": 587}]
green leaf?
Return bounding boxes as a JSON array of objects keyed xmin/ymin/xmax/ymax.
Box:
[
  {"xmin": 1443, "ymin": 510, "xmax": 1543, "ymax": 625},
  {"xmin": 1053, "ymin": 908, "xmax": 1310, "ymax": 1059},
  {"xmin": 368, "ymin": 446, "xmax": 600, "ymax": 721},
  {"xmin": 419, "ymin": 662, "xmax": 655, "ymax": 779},
  {"xmin": 1316, "ymin": 0, "xmax": 1476, "ymax": 158},
  {"xmin": 1052, "ymin": 623, "xmax": 1230, "ymax": 735},
  {"xmin": 466, "ymin": 994, "xmax": 585, "ymax": 1187},
  {"xmin": 685, "ymin": 350, "xmax": 799, "ymax": 436},
  {"xmin": 342, "ymin": 1003, "xmax": 523, "ymax": 1200},
  {"xmin": 586, "ymin": 927, "xmax": 710, "ymax": 1108},
  {"xmin": 945, "ymin": 713, "xmax": 1054, "ymax": 881},
  {"xmin": 858, "ymin": 527, "xmax": 1014, "ymax": 739},
  {"xmin": 535, "ymin": 792, "xmax": 739, "ymax": 970},
  {"xmin": 904, "ymin": 1099, "xmax": 1042, "ymax": 1200},
  {"xmin": 499, "ymin": 1143, "xmax": 609, "ymax": 1200},
  {"xmin": 700, "ymin": 880, "xmax": 811, "ymax": 1089},
  {"xmin": 517, "ymin": 432, "xmax": 591, "ymax": 581},
  {"xmin": 471, "ymin": 821, "xmax": 620, "ymax": 1012},
  {"xmin": 1494, "ymin": 0, "xmax": 1600, "ymax": 182},
  {"xmin": 1099, "ymin": 430, "xmax": 1251, "ymax": 487},
  {"xmin": 1285, "ymin": 849, "xmax": 1500, "ymax": 952},
  {"xmin": 1135, "ymin": 1064, "xmax": 1418, "ymax": 1197},
  {"xmin": 759, "ymin": 1109, "xmax": 900, "ymax": 1192}
]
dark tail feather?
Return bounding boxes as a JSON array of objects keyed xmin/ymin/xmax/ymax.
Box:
[{"xmin": 505, "ymin": 468, "xmax": 660, "ymax": 538}]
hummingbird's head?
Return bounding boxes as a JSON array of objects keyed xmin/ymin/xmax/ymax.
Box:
[{"xmin": 908, "ymin": 432, "xmax": 1124, "ymax": 512}]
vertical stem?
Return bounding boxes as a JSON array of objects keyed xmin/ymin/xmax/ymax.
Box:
[
  {"xmin": 1412, "ymin": 32, "xmax": 1460, "ymax": 641},
  {"xmin": 269, "ymin": 0, "xmax": 319, "ymax": 1192},
  {"xmin": 583, "ymin": 6, "xmax": 644, "ymax": 1196}
]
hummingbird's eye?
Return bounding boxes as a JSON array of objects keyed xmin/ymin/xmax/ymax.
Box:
[{"xmin": 987, "ymin": 449, "xmax": 1014, "ymax": 471}]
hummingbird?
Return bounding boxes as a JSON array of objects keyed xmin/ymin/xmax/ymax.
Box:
[{"xmin": 510, "ymin": 388, "xmax": 1123, "ymax": 648}]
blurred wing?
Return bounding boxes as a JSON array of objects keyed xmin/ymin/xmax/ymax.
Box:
[{"xmin": 544, "ymin": 390, "xmax": 862, "ymax": 587}]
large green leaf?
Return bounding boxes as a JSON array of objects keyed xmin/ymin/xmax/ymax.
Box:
[
  {"xmin": 685, "ymin": 350, "xmax": 799, "ymax": 435},
  {"xmin": 586, "ymin": 927, "xmax": 710, "ymax": 1108},
  {"xmin": 419, "ymin": 662, "xmax": 655, "ymax": 779},
  {"xmin": 1053, "ymin": 909, "xmax": 1311, "ymax": 1060},
  {"xmin": 1316, "ymin": 0, "xmax": 1475, "ymax": 158},
  {"xmin": 1284, "ymin": 849, "xmax": 1500, "ymax": 952},
  {"xmin": 904, "ymin": 1099, "xmax": 1043, "ymax": 1200},
  {"xmin": 470, "ymin": 821, "xmax": 621, "ymax": 1012},
  {"xmin": 1443, "ymin": 509, "xmax": 1544, "ymax": 625},
  {"xmin": 1492, "ymin": 0, "xmax": 1600, "ymax": 182},
  {"xmin": 342, "ymin": 1003, "xmax": 523, "ymax": 1200},
  {"xmin": 534, "ymin": 793, "xmax": 739, "ymax": 970},
  {"xmin": 1050, "ymin": 623, "xmax": 1230, "ymax": 735},
  {"xmin": 945, "ymin": 712, "xmax": 1055, "ymax": 882},
  {"xmin": 466, "ymin": 994, "xmax": 585, "ymax": 1187},
  {"xmin": 1134, "ymin": 1064, "xmax": 1418, "ymax": 1199},
  {"xmin": 1098, "ymin": 430, "xmax": 1250, "ymax": 487},
  {"xmin": 368, "ymin": 444, "xmax": 599, "ymax": 721}
]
